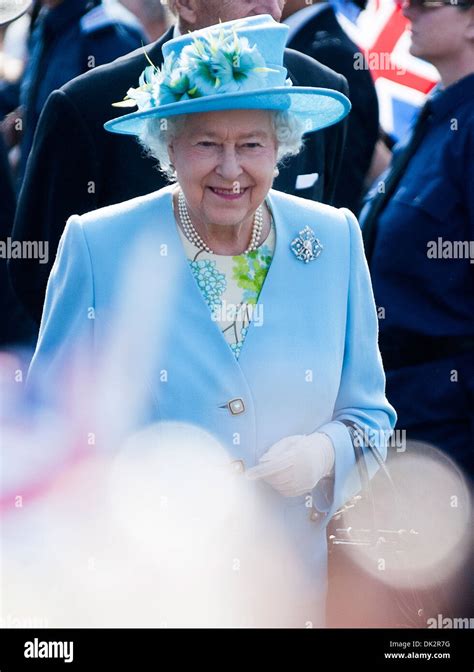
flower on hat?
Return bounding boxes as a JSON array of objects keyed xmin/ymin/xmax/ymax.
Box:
[
  {"xmin": 113, "ymin": 24, "xmax": 279, "ymax": 111},
  {"xmin": 181, "ymin": 28, "xmax": 273, "ymax": 96},
  {"xmin": 154, "ymin": 53, "xmax": 200, "ymax": 105}
]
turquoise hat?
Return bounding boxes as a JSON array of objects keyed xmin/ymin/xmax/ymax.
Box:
[{"xmin": 104, "ymin": 14, "xmax": 351, "ymax": 137}]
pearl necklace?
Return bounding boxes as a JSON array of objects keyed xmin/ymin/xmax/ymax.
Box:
[{"xmin": 177, "ymin": 189, "xmax": 264, "ymax": 255}]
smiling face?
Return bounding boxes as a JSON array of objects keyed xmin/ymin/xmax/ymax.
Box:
[{"xmin": 168, "ymin": 109, "xmax": 278, "ymax": 233}]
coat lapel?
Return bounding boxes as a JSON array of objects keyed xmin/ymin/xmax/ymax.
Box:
[{"xmin": 237, "ymin": 189, "xmax": 321, "ymax": 364}]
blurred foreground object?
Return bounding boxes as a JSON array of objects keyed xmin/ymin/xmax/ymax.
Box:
[
  {"xmin": 0, "ymin": 0, "xmax": 32, "ymax": 24},
  {"xmin": 327, "ymin": 442, "xmax": 473, "ymax": 627},
  {"xmin": 1, "ymin": 422, "xmax": 319, "ymax": 627}
]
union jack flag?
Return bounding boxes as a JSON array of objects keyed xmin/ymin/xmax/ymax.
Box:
[{"xmin": 337, "ymin": 0, "xmax": 438, "ymax": 141}]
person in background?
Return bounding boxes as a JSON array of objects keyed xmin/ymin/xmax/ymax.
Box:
[
  {"xmin": 0, "ymin": 0, "xmax": 37, "ymax": 177},
  {"xmin": 0, "ymin": 0, "xmax": 31, "ymax": 119},
  {"xmin": 359, "ymin": 0, "xmax": 474, "ymax": 479},
  {"xmin": 11, "ymin": 0, "xmax": 147, "ymax": 183},
  {"xmin": 283, "ymin": 0, "xmax": 379, "ymax": 214},
  {"xmin": 0, "ymin": 1, "xmax": 37, "ymax": 348},
  {"xmin": 119, "ymin": 0, "xmax": 169, "ymax": 41},
  {"xmin": 9, "ymin": 0, "xmax": 349, "ymax": 327}
]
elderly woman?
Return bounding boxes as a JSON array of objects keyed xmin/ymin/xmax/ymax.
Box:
[{"xmin": 28, "ymin": 15, "xmax": 396, "ymax": 626}]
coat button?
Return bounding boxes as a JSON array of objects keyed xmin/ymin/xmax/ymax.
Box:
[
  {"xmin": 309, "ymin": 509, "xmax": 322, "ymax": 522},
  {"xmin": 231, "ymin": 459, "xmax": 245, "ymax": 474},
  {"xmin": 228, "ymin": 398, "xmax": 245, "ymax": 415}
]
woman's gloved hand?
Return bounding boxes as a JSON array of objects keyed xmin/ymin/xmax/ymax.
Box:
[{"xmin": 245, "ymin": 432, "xmax": 335, "ymax": 497}]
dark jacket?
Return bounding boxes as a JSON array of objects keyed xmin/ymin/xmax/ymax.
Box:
[
  {"xmin": 0, "ymin": 136, "xmax": 36, "ymax": 347},
  {"xmin": 359, "ymin": 74, "xmax": 474, "ymax": 475},
  {"xmin": 287, "ymin": 4, "xmax": 379, "ymax": 214},
  {"xmin": 18, "ymin": 0, "xmax": 147, "ymax": 181},
  {"xmin": 10, "ymin": 26, "xmax": 349, "ymax": 325}
]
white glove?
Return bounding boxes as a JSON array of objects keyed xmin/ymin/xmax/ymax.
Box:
[{"xmin": 245, "ymin": 433, "xmax": 335, "ymax": 497}]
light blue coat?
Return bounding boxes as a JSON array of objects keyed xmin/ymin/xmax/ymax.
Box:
[{"xmin": 29, "ymin": 185, "xmax": 396, "ymax": 626}]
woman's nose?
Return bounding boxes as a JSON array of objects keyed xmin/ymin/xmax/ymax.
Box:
[{"xmin": 216, "ymin": 146, "xmax": 242, "ymax": 180}]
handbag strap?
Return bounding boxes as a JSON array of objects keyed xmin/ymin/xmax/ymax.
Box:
[
  {"xmin": 341, "ymin": 419, "xmax": 398, "ymax": 502},
  {"xmin": 341, "ymin": 420, "xmax": 377, "ymax": 540}
]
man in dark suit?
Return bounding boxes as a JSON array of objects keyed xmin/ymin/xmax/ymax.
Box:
[
  {"xmin": 283, "ymin": 0, "xmax": 379, "ymax": 214},
  {"xmin": 9, "ymin": 0, "xmax": 349, "ymax": 326}
]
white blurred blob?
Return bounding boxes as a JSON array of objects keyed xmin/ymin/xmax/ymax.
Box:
[
  {"xmin": 339, "ymin": 442, "xmax": 472, "ymax": 590},
  {"xmin": 107, "ymin": 422, "xmax": 244, "ymax": 551},
  {"xmin": 1, "ymin": 423, "xmax": 320, "ymax": 628}
]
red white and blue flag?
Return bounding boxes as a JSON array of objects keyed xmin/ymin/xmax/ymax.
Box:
[{"xmin": 338, "ymin": 0, "xmax": 438, "ymax": 141}]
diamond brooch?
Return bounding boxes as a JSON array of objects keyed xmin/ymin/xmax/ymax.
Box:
[{"xmin": 290, "ymin": 226, "xmax": 323, "ymax": 263}]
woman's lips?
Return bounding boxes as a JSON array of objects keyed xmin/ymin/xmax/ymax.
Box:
[{"xmin": 208, "ymin": 186, "xmax": 248, "ymax": 201}]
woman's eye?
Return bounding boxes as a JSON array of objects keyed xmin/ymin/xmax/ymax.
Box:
[
  {"xmin": 242, "ymin": 143, "xmax": 262, "ymax": 149},
  {"xmin": 197, "ymin": 141, "xmax": 217, "ymax": 147}
]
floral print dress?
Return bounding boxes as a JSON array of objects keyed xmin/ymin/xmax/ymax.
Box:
[{"xmin": 177, "ymin": 219, "xmax": 276, "ymax": 359}]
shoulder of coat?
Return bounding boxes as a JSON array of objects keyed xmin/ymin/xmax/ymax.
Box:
[
  {"xmin": 79, "ymin": 189, "xmax": 169, "ymax": 235},
  {"xmin": 80, "ymin": 2, "xmax": 143, "ymax": 35},
  {"xmin": 268, "ymin": 190, "xmax": 352, "ymax": 242}
]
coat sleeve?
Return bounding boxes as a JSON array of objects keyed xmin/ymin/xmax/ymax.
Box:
[
  {"xmin": 27, "ymin": 215, "xmax": 95, "ymax": 399},
  {"xmin": 313, "ymin": 208, "xmax": 397, "ymax": 516},
  {"xmin": 9, "ymin": 89, "xmax": 100, "ymax": 325}
]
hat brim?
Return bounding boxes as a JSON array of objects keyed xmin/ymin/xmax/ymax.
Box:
[{"xmin": 104, "ymin": 87, "xmax": 351, "ymax": 136}]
